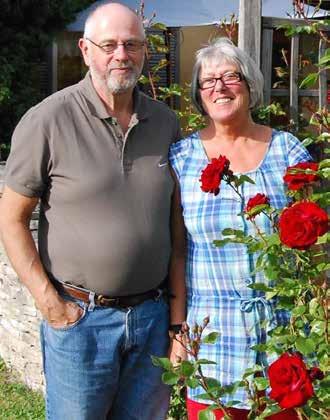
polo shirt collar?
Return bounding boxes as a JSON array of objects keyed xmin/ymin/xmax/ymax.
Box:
[{"xmin": 80, "ymin": 71, "xmax": 150, "ymax": 121}]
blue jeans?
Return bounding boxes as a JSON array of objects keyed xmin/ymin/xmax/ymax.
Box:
[{"xmin": 40, "ymin": 293, "xmax": 170, "ymax": 420}]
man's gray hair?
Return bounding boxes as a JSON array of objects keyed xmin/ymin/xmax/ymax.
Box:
[{"xmin": 191, "ymin": 37, "xmax": 264, "ymax": 115}]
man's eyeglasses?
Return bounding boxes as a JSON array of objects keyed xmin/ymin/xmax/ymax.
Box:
[
  {"xmin": 85, "ymin": 38, "xmax": 145, "ymax": 54},
  {"xmin": 199, "ymin": 72, "xmax": 243, "ymax": 90}
]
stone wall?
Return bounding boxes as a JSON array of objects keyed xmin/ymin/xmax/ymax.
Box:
[{"xmin": 0, "ymin": 162, "xmax": 44, "ymax": 391}]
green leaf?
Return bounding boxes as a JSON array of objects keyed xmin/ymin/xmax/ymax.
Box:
[
  {"xmin": 250, "ymin": 343, "xmax": 268, "ymax": 352},
  {"xmin": 198, "ymin": 408, "xmax": 216, "ymax": 420},
  {"xmin": 299, "ymin": 72, "xmax": 318, "ymax": 89},
  {"xmin": 254, "ymin": 377, "xmax": 269, "ymax": 391},
  {"xmin": 248, "ymin": 283, "xmax": 273, "ymax": 292},
  {"xmin": 301, "ymin": 137, "xmax": 315, "ymax": 147},
  {"xmin": 316, "ymin": 262, "xmax": 330, "ymax": 272},
  {"xmin": 316, "ymin": 232, "xmax": 330, "ymax": 245},
  {"xmin": 151, "ymin": 22, "xmax": 167, "ymax": 31},
  {"xmin": 138, "ymin": 74, "xmax": 150, "ymax": 85},
  {"xmin": 256, "ymin": 404, "xmax": 282, "ymax": 418},
  {"xmin": 162, "ymin": 371, "xmax": 180, "ymax": 385},
  {"xmin": 225, "ymin": 399, "xmax": 244, "ymax": 408},
  {"xmin": 180, "ymin": 361, "xmax": 195, "ymax": 377},
  {"xmin": 309, "ymin": 298, "xmax": 321, "ymax": 317},
  {"xmin": 213, "ymin": 239, "xmax": 232, "ymax": 247},
  {"xmin": 246, "ymin": 204, "xmax": 270, "ymax": 218},
  {"xmin": 292, "ymin": 305, "xmax": 307, "ymax": 317},
  {"xmin": 318, "ymin": 49, "xmax": 330, "ymax": 66},
  {"xmin": 221, "ymin": 228, "xmax": 245, "ymax": 237},
  {"xmin": 243, "ymin": 365, "xmax": 263, "ymax": 379},
  {"xmin": 204, "ymin": 377, "xmax": 222, "ymax": 390},
  {"xmin": 295, "ymin": 337, "xmax": 316, "ymax": 355},
  {"xmin": 311, "ymin": 320, "xmax": 325, "ymax": 336},
  {"xmin": 151, "ymin": 356, "xmax": 172, "ymax": 370},
  {"xmin": 237, "ymin": 174, "xmax": 255, "ymax": 186},
  {"xmin": 186, "ymin": 377, "xmax": 200, "ymax": 388},
  {"xmin": 319, "ymin": 159, "xmax": 330, "ymax": 169},
  {"xmin": 202, "ymin": 332, "xmax": 220, "ymax": 344},
  {"xmin": 265, "ymin": 291, "xmax": 278, "ymax": 300},
  {"xmin": 266, "ymin": 234, "xmax": 281, "ymax": 246},
  {"xmin": 197, "ymin": 359, "xmax": 217, "ymax": 365}
]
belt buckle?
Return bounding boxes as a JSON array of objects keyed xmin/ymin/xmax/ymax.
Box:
[{"xmin": 96, "ymin": 294, "xmax": 119, "ymax": 306}]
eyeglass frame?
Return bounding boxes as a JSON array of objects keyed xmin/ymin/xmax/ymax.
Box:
[
  {"xmin": 198, "ymin": 72, "xmax": 244, "ymax": 90},
  {"xmin": 85, "ymin": 37, "xmax": 146, "ymax": 54}
]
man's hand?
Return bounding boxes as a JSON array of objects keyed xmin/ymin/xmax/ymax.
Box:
[{"xmin": 39, "ymin": 294, "xmax": 84, "ymax": 329}]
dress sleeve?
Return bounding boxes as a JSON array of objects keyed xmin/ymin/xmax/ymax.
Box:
[
  {"xmin": 168, "ymin": 138, "xmax": 189, "ymax": 181},
  {"xmin": 5, "ymin": 107, "xmax": 51, "ymax": 198},
  {"xmin": 286, "ymin": 132, "xmax": 313, "ymax": 166}
]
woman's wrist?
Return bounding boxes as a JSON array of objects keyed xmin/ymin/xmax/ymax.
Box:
[{"xmin": 168, "ymin": 323, "xmax": 184, "ymax": 339}]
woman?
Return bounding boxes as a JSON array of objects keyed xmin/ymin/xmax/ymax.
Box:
[{"xmin": 168, "ymin": 38, "xmax": 311, "ymax": 419}]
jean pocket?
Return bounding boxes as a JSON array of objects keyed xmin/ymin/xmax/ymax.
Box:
[{"xmin": 46, "ymin": 304, "xmax": 88, "ymax": 332}]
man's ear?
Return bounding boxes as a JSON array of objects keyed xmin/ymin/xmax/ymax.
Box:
[{"xmin": 78, "ymin": 38, "xmax": 90, "ymax": 67}]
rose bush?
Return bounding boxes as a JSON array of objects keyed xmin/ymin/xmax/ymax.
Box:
[{"xmin": 154, "ymin": 153, "xmax": 329, "ymax": 419}]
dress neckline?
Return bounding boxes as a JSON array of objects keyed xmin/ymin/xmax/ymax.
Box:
[{"xmin": 195, "ymin": 129, "xmax": 276, "ymax": 175}]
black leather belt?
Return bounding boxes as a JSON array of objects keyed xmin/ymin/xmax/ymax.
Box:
[{"xmin": 53, "ymin": 280, "xmax": 163, "ymax": 308}]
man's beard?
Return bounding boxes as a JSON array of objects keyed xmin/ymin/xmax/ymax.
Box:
[
  {"xmin": 90, "ymin": 61, "xmax": 142, "ymax": 94},
  {"xmin": 106, "ymin": 68, "xmax": 139, "ymax": 94}
]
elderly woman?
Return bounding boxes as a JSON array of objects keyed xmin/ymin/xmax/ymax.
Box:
[{"xmin": 168, "ymin": 38, "xmax": 311, "ymax": 419}]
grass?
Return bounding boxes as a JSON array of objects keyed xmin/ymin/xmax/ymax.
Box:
[
  {"xmin": 0, "ymin": 358, "xmax": 186, "ymax": 419},
  {"xmin": 0, "ymin": 359, "xmax": 45, "ymax": 420}
]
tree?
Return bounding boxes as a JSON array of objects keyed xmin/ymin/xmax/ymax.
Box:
[{"xmin": 0, "ymin": 0, "xmax": 95, "ymax": 159}]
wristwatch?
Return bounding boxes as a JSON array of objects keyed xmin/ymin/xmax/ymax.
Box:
[{"xmin": 168, "ymin": 323, "xmax": 183, "ymax": 338}]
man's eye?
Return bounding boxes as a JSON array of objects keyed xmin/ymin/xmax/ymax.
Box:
[{"xmin": 102, "ymin": 43, "xmax": 116, "ymax": 50}]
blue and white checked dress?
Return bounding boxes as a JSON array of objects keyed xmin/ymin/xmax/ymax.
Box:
[{"xmin": 169, "ymin": 130, "xmax": 312, "ymax": 407}]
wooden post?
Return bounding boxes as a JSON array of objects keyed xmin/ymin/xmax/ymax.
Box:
[
  {"xmin": 290, "ymin": 35, "xmax": 299, "ymax": 130},
  {"xmin": 238, "ymin": 0, "xmax": 262, "ymax": 68},
  {"xmin": 261, "ymin": 27, "xmax": 273, "ymax": 106},
  {"xmin": 318, "ymin": 38, "xmax": 327, "ymax": 110}
]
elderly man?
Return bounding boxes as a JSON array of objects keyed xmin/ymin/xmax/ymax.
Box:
[{"xmin": 0, "ymin": 2, "xmax": 180, "ymax": 419}]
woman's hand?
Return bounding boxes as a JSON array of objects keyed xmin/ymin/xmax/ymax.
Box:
[{"xmin": 169, "ymin": 335, "xmax": 187, "ymax": 364}]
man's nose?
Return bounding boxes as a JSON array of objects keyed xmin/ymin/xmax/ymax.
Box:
[{"xmin": 113, "ymin": 44, "xmax": 129, "ymax": 60}]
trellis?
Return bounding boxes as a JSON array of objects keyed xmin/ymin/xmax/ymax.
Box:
[
  {"xmin": 261, "ymin": 17, "xmax": 328, "ymax": 127},
  {"xmin": 238, "ymin": 0, "xmax": 328, "ymax": 129}
]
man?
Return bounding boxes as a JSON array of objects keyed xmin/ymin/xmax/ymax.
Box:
[{"xmin": 0, "ymin": 2, "xmax": 180, "ymax": 419}]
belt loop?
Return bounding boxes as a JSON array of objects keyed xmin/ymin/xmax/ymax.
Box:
[
  {"xmin": 88, "ymin": 291, "xmax": 96, "ymax": 312},
  {"xmin": 154, "ymin": 288, "xmax": 163, "ymax": 301}
]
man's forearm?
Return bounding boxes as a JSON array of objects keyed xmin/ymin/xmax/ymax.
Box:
[
  {"xmin": 0, "ymin": 217, "xmax": 61, "ymax": 315},
  {"xmin": 0, "ymin": 186, "xmax": 77, "ymax": 324}
]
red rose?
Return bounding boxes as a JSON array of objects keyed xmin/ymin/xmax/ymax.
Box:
[
  {"xmin": 269, "ymin": 353, "xmax": 314, "ymax": 409},
  {"xmin": 279, "ymin": 201, "xmax": 328, "ymax": 250},
  {"xmin": 200, "ymin": 155, "xmax": 230, "ymax": 196},
  {"xmin": 245, "ymin": 193, "xmax": 270, "ymax": 218},
  {"xmin": 283, "ymin": 162, "xmax": 319, "ymax": 191}
]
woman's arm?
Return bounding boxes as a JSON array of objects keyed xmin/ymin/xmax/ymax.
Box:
[{"xmin": 168, "ymin": 174, "xmax": 187, "ymax": 362}]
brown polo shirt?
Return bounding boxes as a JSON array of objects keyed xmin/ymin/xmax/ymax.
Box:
[{"xmin": 5, "ymin": 72, "xmax": 181, "ymax": 295}]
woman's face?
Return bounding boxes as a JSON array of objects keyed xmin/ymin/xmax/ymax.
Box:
[{"xmin": 198, "ymin": 61, "xmax": 250, "ymax": 124}]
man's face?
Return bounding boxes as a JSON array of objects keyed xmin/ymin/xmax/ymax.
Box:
[{"xmin": 80, "ymin": 7, "xmax": 145, "ymax": 94}]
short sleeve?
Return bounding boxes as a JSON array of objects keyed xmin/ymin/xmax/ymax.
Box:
[
  {"xmin": 286, "ymin": 132, "xmax": 312, "ymax": 166},
  {"xmin": 168, "ymin": 137, "xmax": 191, "ymax": 181},
  {"xmin": 5, "ymin": 106, "xmax": 51, "ymax": 198}
]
